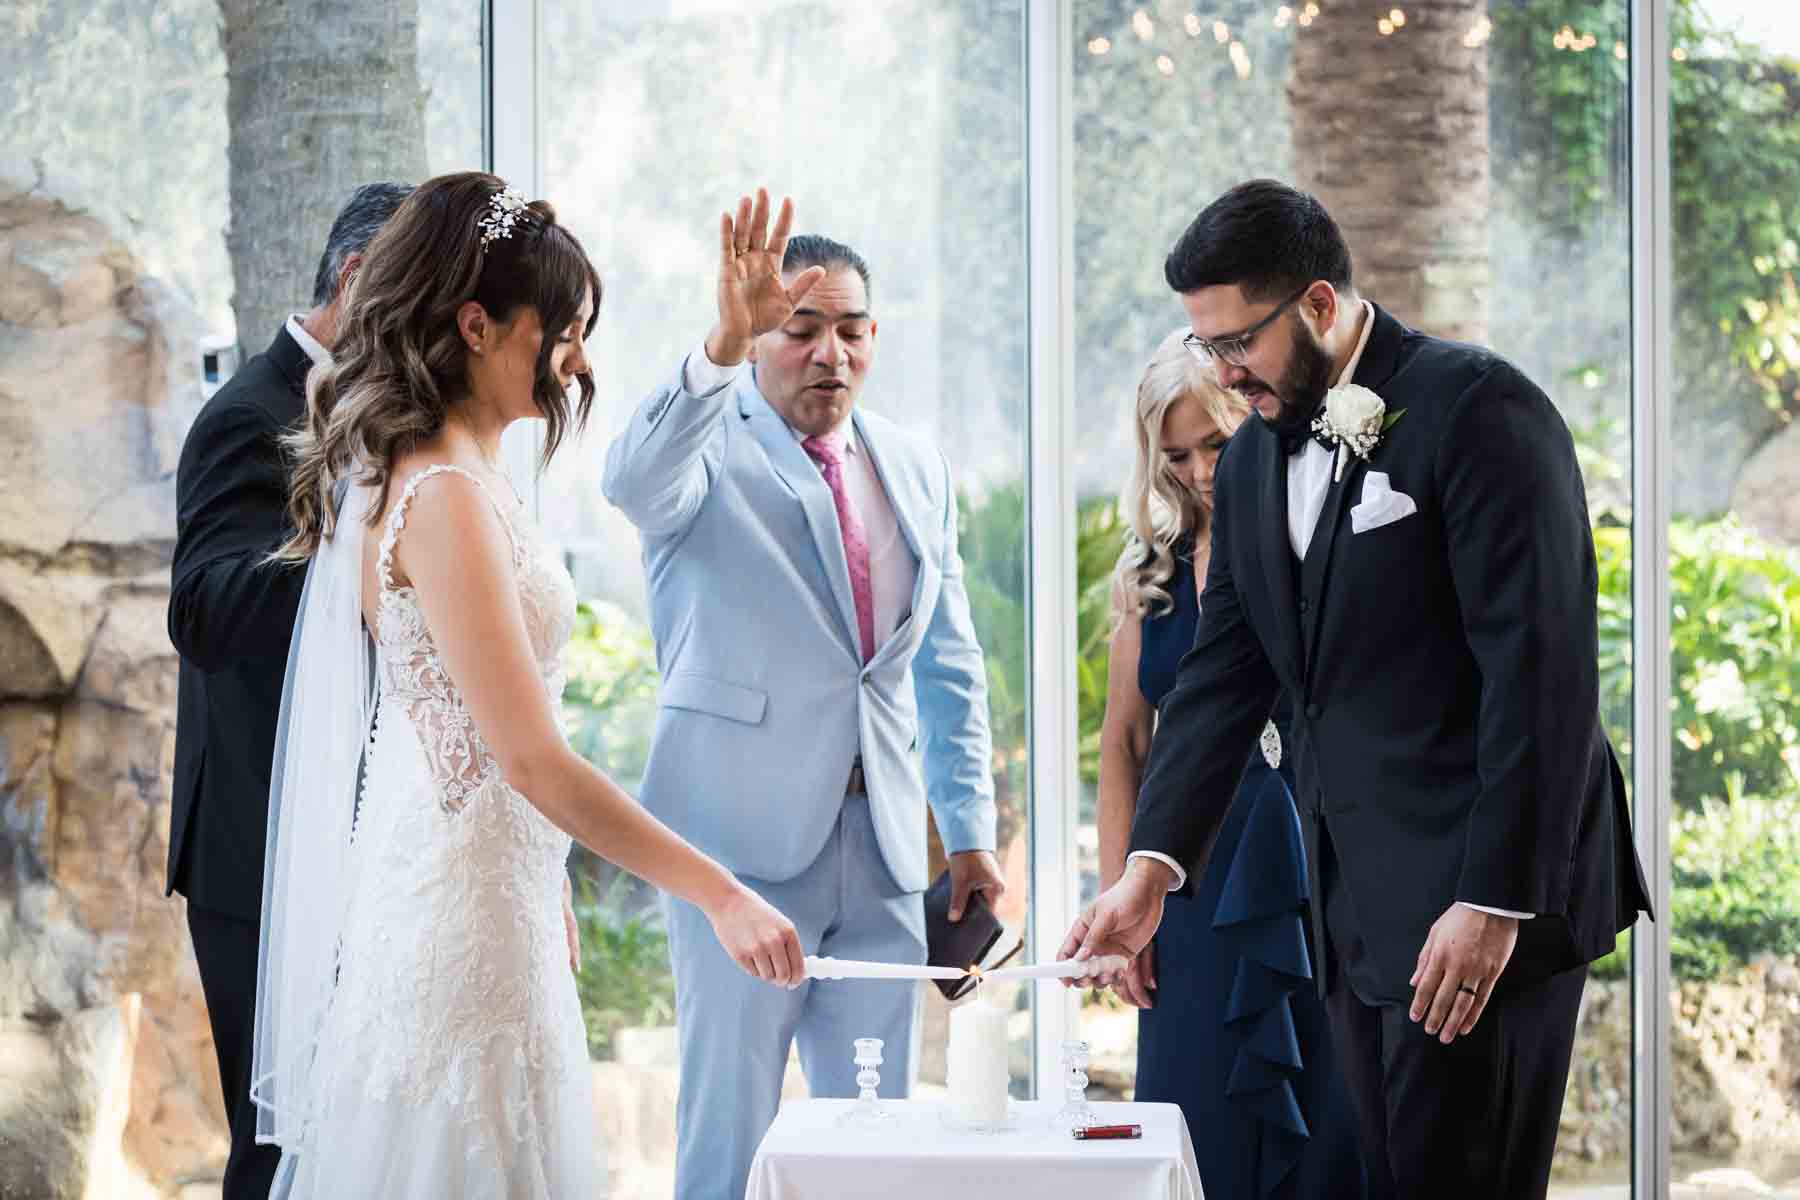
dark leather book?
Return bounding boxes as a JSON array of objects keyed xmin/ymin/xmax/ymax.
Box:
[{"xmin": 923, "ymin": 869, "xmax": 1021, "ymax": 1001}]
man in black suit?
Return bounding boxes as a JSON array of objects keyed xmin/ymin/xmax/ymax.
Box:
[
  {"xmin": 166, "ymin": 182, "xmax": 412, "ymax": 1199},
  {"xmin": 1064, "ymin": 180, "xmax": 1649, "ymax": 1199}
]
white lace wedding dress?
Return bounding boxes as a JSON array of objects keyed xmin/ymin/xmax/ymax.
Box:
[{"xmin": 276, "ymin": 464, "xmax": 600, "ymax": 1198}]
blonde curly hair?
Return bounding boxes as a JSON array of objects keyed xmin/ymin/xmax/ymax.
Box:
[{"xmin": 1112, "ymin": 327, "xmax": 1248, "ymax": 623}]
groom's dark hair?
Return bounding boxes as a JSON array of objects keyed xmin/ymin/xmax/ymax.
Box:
[
  {"xmin": 1164, "ymin": 179, "xmax": 1353, "ymax": 304},
  {"xmin": 783, "ymin": 234, "xmax": 872, "ymax": 305}
]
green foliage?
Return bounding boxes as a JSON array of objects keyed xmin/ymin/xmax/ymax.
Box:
[
  {"xmin": 562, "ymin": 599, "xmax": 660, "ymax": 794},
  {"xmin": 1593, "ymin": 515, "xmax": 1800, "ymax": 809},
  {"xmin": 572, "ymin": 872, "xmax": 676, "ymax": 1060},
  {"xmin": 1670, "ymin": 789, "xmax": 1800, "ymax": 979},
  {"xmin": 1492, "ymin": 0, "xmax": 1800, "ymax": 417}
]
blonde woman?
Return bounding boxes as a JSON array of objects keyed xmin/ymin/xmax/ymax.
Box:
[{"xmin": 1097, "ymin": 329, "xmax": 1364, "ymax": 1199}]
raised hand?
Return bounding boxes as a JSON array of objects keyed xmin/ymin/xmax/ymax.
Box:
[
  {"xmin": 704, "ymin": 188, "xmax": 826, "ymax": 368},
  {"xmin": 1408, "ymin": 904, "xmax": 1519, "ymax": 1043}
]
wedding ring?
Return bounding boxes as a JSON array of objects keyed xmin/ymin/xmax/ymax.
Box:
[{"xmin": 1457, "ymin": 983, "xmax": 1478, "ymax": 996}]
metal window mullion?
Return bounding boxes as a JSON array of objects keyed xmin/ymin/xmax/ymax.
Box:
[
  {"xmin": 1024, "ymin": 0, "xmax": 1077, "ymax": 1101},
  {"xmin": 1629, "ymin": 0, "xmax": 1674, "ymax": 1194}
]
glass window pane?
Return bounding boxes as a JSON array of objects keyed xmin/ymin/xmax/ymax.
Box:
[
  {"xmin": 1669, "ymin": 1, "xmax": 1800, "ymax": 1191},
  {"xmin": 0, "ymin": 2, "xmax": 482, "ymax": 1193},
  {"xmin": 538, "ymin": 5, "xmax": 1027, "ymax": 1193},
  {"xmin": 1070, "ymin": 4, "xmax": 1632, "ymax": 1194}
]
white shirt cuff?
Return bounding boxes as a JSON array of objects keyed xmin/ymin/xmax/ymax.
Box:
[
  {"xmin": 1125, "ymin": 850, "xmax": 1187, "ymax": 892},
  {"xmin": 681, "ymin": 341, "xmax": 744, "ymax": 396},
  {"xmin": 1459, "ymin": 902, "xmax": 1535, "ymax": 920}
]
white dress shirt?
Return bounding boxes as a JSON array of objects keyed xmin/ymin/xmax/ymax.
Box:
[
  {"xmin": 286, "ymin": 314, "xmax": 332, "ymax": 368},
  {"xmin": 683, "ymin": 346, "xmax": 917, "ymax": 650},
  {"xmin": 1128, "ymin": 305, "xmax": 1530, "ymax": 919}
]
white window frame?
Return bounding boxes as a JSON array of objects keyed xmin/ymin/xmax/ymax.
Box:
[{"xmin": 485, "ymin": 3, "xmax": 1677, "ymax": 1183}]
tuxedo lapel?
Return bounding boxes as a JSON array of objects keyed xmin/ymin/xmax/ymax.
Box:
[
  {"xmin": 1299, "ymin": 454, "xmax": 1365, "ymax": 665},
  {"xmin": 1256, "ymin": 428, "xmax": 1304, "ymax": 686},
  {"xmin": 739, "ymin": 386, "xmax": 862, "ymax": 661},
  {"xmin": 1297, "ymin": 305, "xmax": 1406, "ymax": 668}
]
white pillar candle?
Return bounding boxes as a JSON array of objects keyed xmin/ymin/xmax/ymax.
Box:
[{"xmin": 946, "ymin": 996, "xmax": 1010, "ymax": 1126}]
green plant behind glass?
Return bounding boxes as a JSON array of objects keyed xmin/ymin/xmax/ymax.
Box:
[{"xmin": 572, "ymin": 871, "xmax": 676, "ymax": 1061}]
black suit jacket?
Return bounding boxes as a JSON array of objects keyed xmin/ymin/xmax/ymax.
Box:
[
  {"xmin": 1130, "ymin": 304, "xmax": 1651, "ymax": 1004},
  {"xmin": 167, "ymin": 325, "xmax": 312, "ymax": 921}
]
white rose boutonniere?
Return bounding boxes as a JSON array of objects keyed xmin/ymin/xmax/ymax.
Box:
[{"xmin": 1312, "ymin": 384, "xmax": 1406, "ymax": 482}]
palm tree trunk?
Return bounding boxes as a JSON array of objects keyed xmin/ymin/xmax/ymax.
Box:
[
  {"xmin": 1288, "ymin": 1, "xmax": 1491, "ymax": 344},
  {"xmin": 221, "ymin": 0, "xmax": 428, "ymax": 355}
]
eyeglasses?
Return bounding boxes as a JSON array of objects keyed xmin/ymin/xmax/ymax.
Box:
[{"xmin": 1182, "ymin": 285, "xmax": 1310, "ymax": 367}]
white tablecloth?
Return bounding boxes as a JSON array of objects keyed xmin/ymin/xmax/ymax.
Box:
[{"xmin": 745, "ymin": 1099, "xmax": 1202, "ymax": 1200}]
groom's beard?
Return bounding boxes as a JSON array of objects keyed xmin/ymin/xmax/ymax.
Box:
[{"xmin": 1255, "ymin": 329, "xmax": 1335, "ymax": 446}]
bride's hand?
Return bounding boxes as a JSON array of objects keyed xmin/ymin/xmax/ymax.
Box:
[
  {"xmin": 706, "ymin": 883, "xmax": 805, "ymax": 988},
  {"xmin": 562, "ymin": 875, "xmax": 580, "ymax": 975}
]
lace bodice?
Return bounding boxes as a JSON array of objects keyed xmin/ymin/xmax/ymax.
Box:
[{"xmin": 373, "ymin": 464, "xmax": 576, "ymax": 812}]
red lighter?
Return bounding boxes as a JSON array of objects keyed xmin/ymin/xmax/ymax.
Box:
[{"xmin": 1071, "ymin": 1123, "xmax": 1142, "ymax": 1140}]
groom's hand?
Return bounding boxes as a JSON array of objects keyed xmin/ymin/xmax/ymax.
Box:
[
  {"xmin": 704, "ymin": 188, "xmax": 826, "ymax": 368},
  {"xmin": 1057, "ymin": 858, "xmax": 1171, "ymax": 988},
  {"xmin": 1409, "ymin": 905, "xmax": 1519, "ymax": 1043},
  {"xmin": 947, "ymin": 850, "xmax": 1005, "ymax": 922}
]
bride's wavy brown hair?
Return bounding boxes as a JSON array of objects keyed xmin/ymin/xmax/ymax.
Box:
[{"xmin": 277, "ymin": 171, "xmax": 602, "ymax": 560}]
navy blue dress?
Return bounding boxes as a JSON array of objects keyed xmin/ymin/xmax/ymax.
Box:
[{"xmin": 1133, "ymin": 533, "xmax": 1366, "ymax": 1199}]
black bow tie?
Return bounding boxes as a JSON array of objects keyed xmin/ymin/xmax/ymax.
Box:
[
  {"xmin": 1279, "ymin": 426, "xmax": 1337, "ymax": 458},
  {"xmin": 1266, "ymin": 397, "xmax": 1329, "ymax": 458}
]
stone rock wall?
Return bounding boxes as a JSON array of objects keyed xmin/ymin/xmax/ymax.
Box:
[
  {"xmin": 1734, "ymin": 423, "xmax": 1800, "ymax": 550},
  {"xmin": 1560, "ymin": 960, "xmax": 1800, "ymax": 1172},
  {"xmin": 0, "ymin": 171, "xmax": 223, "ymax": 1197}
]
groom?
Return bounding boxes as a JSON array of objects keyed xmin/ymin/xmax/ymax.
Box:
[
  {"xmin": 1064, "ymin": 180, "xmax": 1649, "ymax": 1199},
  {"xmin": 604, "ymin": 192, "xmax": 1001, "ymax": 1200}
]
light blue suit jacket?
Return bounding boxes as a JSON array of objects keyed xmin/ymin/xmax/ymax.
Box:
[{"xmin": 601, "ymin": 366, "xmax": 996, "ymax": 892}]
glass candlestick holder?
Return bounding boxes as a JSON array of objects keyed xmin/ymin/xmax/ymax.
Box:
[
  {"xmin": 1052, "ymin": 1039, "xmax": 1099, "ymax": 1132},
  {"xmin": 840, "ymin": 1037, "xmax": 894, "ymax": 1126}
]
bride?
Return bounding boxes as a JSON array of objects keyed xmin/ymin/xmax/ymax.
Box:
[{"xmin": 253, "ymin": 171, "xmax": 819, "ymax": 1197}]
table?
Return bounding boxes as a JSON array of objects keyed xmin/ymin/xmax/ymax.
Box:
[{"xmin": 745, "ymin": 1099, "xmax": 1203, "ymax": 1200}]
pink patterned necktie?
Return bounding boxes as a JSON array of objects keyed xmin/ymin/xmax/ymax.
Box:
[{"xmin": 802, "ymin": 433, "xmax": 876, "ymax": 663}]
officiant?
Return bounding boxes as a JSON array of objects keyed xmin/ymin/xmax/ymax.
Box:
[{"xmin": 602, "ymin": 192, "xmax": 1002, "ymax": 1200}]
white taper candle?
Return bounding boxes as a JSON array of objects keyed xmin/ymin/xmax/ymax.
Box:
[
  {"xmin": 804, "ymin": 956, "xmax": 969, "ymax": 982},
  {"xmin": 978, "ymin": 955, "xmax": 1129, "ymax": 984}
]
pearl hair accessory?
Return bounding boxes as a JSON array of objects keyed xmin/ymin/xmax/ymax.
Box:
[{"xmin": 478, "ymin": 185, "xmax": 531, "ymax": 249}]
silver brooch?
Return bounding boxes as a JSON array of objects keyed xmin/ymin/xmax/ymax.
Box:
[
  {"xmin": 478, "ymin": 186, "xmax": 530, "ymax": 249},
  {"xmin": 1259, "ymin": 719, "xmax": 1283, "ymax": 769}
]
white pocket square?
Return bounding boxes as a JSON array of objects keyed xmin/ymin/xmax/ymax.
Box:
[{"xmin": 1350, "ymin": 471, "xmax": 1417, "ymax": 534}]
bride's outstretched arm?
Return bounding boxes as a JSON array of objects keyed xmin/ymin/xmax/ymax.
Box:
[{"xmin": 392, "ymin": 471, "xmax": 805, "ymax": 986}]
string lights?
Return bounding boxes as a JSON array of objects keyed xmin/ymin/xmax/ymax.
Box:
[{"xmin": 1075, "ymin": 4, "xmax": 1577, "ymax": 82}]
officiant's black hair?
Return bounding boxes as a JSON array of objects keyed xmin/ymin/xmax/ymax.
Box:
[
  {"xmin": 1163, "ymin": 179, "xmax": 1353, "ymax": 304},
  {"xmin": 782, "ymin": 234, "xmax": 872, "ymax": 304}
]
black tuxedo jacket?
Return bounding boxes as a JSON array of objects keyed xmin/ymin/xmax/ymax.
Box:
[
  {"xmin": 166, "ymin": 326, "xmax": 312, "ymax": 921},
  {"xmin": 1130, "ymin": 304, "xmax": 1651, "ymax": 1004}
]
